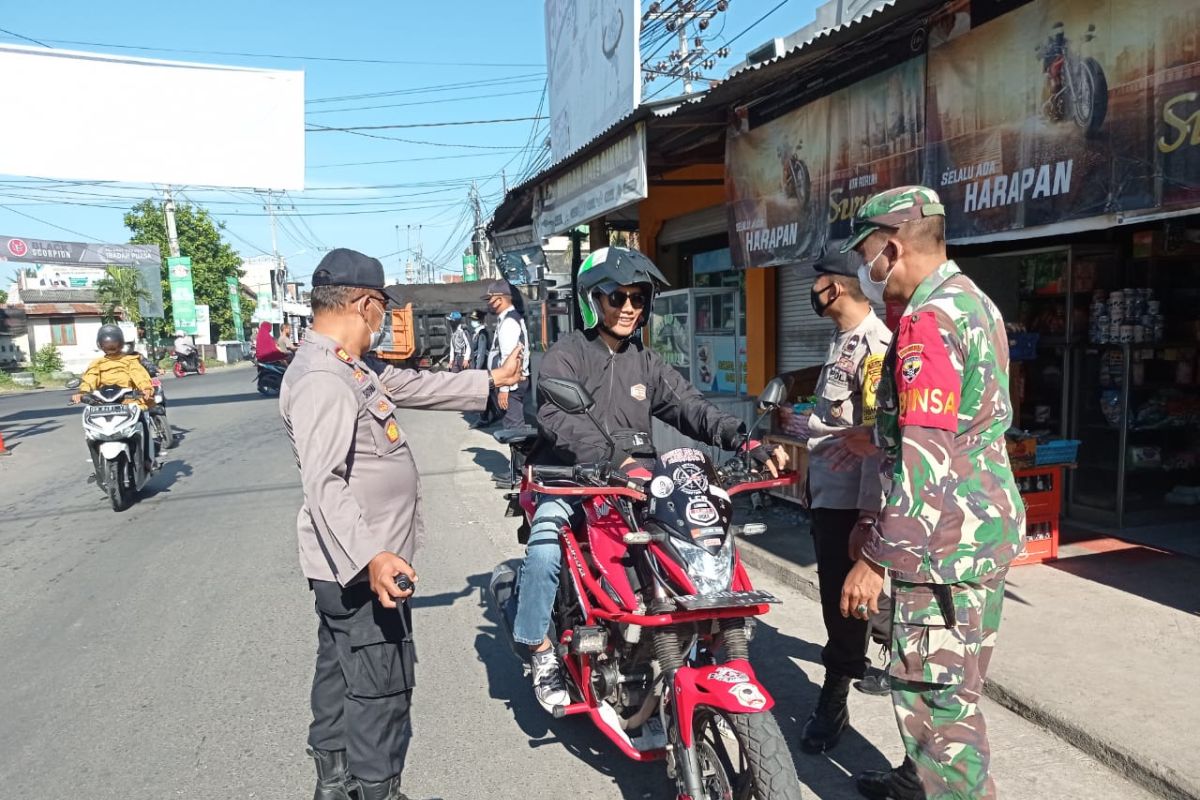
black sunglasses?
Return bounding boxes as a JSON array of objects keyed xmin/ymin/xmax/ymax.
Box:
[{"xmin": 601, "ymin": 289, "xmax": 647, "ymax": 310}]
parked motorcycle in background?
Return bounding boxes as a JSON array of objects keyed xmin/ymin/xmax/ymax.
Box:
[
  {"xmin": 489, "ymin": 377, "xmax": 804, "ymax": 800},
  {"xmin": 66, "ymin": 380, "xmax": 162, "ymax": 512},
  {"xmin": 1037, "ymin": 21, "xmax": 1108, "ymax": 137}
]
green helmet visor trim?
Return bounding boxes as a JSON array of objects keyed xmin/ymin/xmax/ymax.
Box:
[{"xmin": 575, "ymin": 246, "xmax": 669, "ymax": 330}]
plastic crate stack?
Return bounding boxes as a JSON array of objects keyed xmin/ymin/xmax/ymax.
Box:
[{"xmin": 1013, "ymin": 466, "xmax": 1062, "ymax": 565}]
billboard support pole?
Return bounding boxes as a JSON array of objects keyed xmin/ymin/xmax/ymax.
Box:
[{"xmin": 163, "ymin": 186, "xmax": 181, "ymax": 258}]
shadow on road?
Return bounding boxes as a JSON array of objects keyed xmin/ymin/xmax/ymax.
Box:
[
  {"xmin": 0, "ymin": 419, "xmax": 62, "ymax": 449},
  {"xmin": 169, "ymin": 392, "xmax": 268, "ymax": 409},
  {"xmin": 0, "ymin": 405, "xmax": 79, "ymax": 424},
  {"xmin": 464, "ymin": 446, "xmax": 513, "ymax": 483},
  {"xmin": 142, "ymin": 459, "xmax": 196, "ymax": 498},
  {"xmin": 748, "ymin": 617, "xmax": 893, "ymax": 796},
  {"xmin": 467, "ymin": 568, "xmax": 670, "ymax": 799}
]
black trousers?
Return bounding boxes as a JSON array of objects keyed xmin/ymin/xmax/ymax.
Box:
[
  {"xmin": 502, "ymin": 378, "xmax": 529, "ymax": 428},
  {"xmin": 308, "ymin": 580, "xmax": 416, "ymax": 783},
  {"xmin": 810, "ymin": 507, "xmax": 870, "ymax": 680}
]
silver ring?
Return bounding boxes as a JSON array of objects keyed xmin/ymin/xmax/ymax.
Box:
[{"xmin": 855, "ymin": 604, "xmax": 869, "ymax": 615}]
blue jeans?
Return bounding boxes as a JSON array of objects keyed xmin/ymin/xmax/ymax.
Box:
[{"xmin": 511, "ymin": 496, "xmax": 577, "ymax": 646}]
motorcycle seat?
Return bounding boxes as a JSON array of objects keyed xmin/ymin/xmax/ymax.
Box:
[{"xmin": 493, "ymin": 426, "xmax": 538, "ymax": 446}]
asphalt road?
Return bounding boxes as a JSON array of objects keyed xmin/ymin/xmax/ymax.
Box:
[{"xmin": 0, "ymin": 367, "xmax": 1157, "ymax": 799}]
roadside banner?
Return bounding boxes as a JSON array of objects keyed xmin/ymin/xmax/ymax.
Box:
[
  {"xmin": 226, "ymin": 276, "xmax": 244, "ymax": 342},
  {"xmin": 925, "ymin": 0, "xmax": 1200, "ymax": 240},
  {"xmin": 727, "ymin": 58, "xmax": 925, "ymax": 268},
  {"xmin": 167, "ymin": 256, "xmax": 197, "ymax": 335}
]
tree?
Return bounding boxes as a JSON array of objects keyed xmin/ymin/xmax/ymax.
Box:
[
  {"xmin": 0, "ymin": 289, "xmax": 7, "ymax": 305},
  {"xmin": 96, "ymin": 266, "xmax": 150, "ymax": 324},
  {"xmin": 124, "ymin": 199, "xmax": 257, "ymax": 341}
]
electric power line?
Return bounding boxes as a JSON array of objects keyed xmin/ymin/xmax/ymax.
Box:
[
  {"xmin": 0, "ymin": 35, "xmax": 545, "ymax": 68},
  {"xmin": 0, "ymin": 202, "xmax": 105, "ymax": 240},
  {"xmin": 306, "ymin": 116, "xmax": 547, "ymax": 133},
  {"xmin": 0, "ymin": 27, "xmax": 51, "ymax": 48}
]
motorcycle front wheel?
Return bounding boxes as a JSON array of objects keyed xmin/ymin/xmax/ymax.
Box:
[
  {"xmin": 105, "ymin": 458, "xmax": 131, "ymax": 512},
  {"xmin": 689, "ymin": 708, "xmax": 802, "ymax": 800},
  {"xmin": 173, "ymin": 361, "xmax": 184, "ymax": 378}
]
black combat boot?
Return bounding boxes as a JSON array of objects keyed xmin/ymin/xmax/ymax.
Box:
[
  {"xmin": 307, "ymin": 747, "xmax": 351, "ymax": 800},
  {"xmin": 800, "ymin": 673, "xmax": 851, "ymax": 753},
  {"xmin": 856, "ymin": 757, "xmax": 926, "ymax": 800},
  {"xmin": 352, "ymin": 776, "xmax": 445, "ymax": 800}
]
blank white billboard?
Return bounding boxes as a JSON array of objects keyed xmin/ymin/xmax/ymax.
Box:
[
  {"xmin": 545, "ymin": 0, "xmax": 641, "ymax": 164},
  {"xmin": 0, "ymin": 45, "xmax": 304, "ymax": 190}
]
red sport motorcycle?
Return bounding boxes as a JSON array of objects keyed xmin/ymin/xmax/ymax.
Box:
[{"xmin": 490, "ymin": 376, "xmax": 803, "ymax": 800}]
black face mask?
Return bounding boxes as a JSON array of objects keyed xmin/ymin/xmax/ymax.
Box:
[{"xmin": 810, "ymin": 284, "xmax": 837, "ymax": 317}]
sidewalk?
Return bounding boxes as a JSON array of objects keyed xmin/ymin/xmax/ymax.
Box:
[{"xmin": 735, "ymin": 499, "xmax": 1200, "ymax": 800}]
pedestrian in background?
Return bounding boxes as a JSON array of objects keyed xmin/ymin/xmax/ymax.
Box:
[
  {"xmin": 280, "ymin": 248, "xmax": 524, "ymax": 800},
  {"xmin": 446, "ymin": 311, "xmax": 471, "ymax": 372},
  {"xmin": 838, "ymin": 187, "xmax": 1024, "ymax": 800},
  {"xmin": 484, "ymin": 280, "xmax": 531, "ymax": 428},
  {"xmin": 795, "ymin": 245, "xmax": 892, "ymax": 755}
]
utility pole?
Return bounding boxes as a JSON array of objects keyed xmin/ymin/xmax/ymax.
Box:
[
  {"xmin": 642, "ymin": 2, "xmax": 731, "ymax": 94},
  {"xmin": 470, "ymin": 181, "xmax": 492, "ymax": 280},
  {"xmin": 263, "ymin": 190, "xmax": 284, "ymax": 325},
  {"xmin": 163, "ymin": 186, "xmax": 181, "ymax": 258},
  {"xmin": 405, "ymin": 225, "xmax": 414, "ymax": 284},
  {"xmin": 501, "ymin": 168, "xmax": 508, "ymax": 195}
]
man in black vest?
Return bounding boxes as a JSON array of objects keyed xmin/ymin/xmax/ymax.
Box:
[{"xmin": 484, "ymin": 280, "xmax": 531, "ymax": 428}]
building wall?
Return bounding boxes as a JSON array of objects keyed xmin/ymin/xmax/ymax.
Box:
[
  {"xmin": 28, "ymin": 316, "xmax": 105, "ymax": 373},
  {"xmin": 0, "ymin": 333, "xmax": 24, "ymax": 367},
  {"xmin": 638, "ymin": 164, "xmax": 774, "ymax": 394}
]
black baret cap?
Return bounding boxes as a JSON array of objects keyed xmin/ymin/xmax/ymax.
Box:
[
  {"xmin": 312, "ymin": 248, "xmax": 385, "ymax": 290},
  {"xmin": 812, "ymin": 243, "xmax": 859, "ymax": 278}
]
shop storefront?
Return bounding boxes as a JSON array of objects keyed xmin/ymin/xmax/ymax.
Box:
[{"xmin": 720, "ymin": 0, "xmax": 1200, "ymax": 531}]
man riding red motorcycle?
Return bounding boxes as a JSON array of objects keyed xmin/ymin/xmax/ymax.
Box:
[
  {"xmin": 492, "ymin": 246, "xmax": 804, "ymax": 798},
  {"xmin": 510, "ymin": 246, "xmax": 788, "ymax": 709}
]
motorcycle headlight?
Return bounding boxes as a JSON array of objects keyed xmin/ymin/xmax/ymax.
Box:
[{"xmin": 672, "ymin": 536, "xmax": 734, "ymax": 595}]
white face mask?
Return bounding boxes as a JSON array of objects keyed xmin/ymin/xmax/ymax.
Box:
[
  {"xmin": 363, "ymin": 300, "xmax": 386, "ymax": 351},
  {"xmin": 857, "ymin": 243, "xmax": 892, "ymax": 305}
]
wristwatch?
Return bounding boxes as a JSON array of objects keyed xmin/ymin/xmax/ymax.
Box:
[{"xmin": 486, "ymin": 371, "xmax": 496, "ymax": 391}]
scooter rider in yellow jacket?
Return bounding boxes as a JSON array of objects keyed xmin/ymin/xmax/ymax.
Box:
[{"xmin": 73, "ymin": 324, "xmax": 155, "ymax": 410}]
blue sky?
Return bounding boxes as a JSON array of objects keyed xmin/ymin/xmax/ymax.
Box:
[{"xmin": 0, "ymin": 1, "xmax": 813, "ymax": 285}]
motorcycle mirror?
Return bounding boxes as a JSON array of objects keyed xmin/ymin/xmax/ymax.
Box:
[
  {"xmin": 64, "ymin": 378, "xmax": 82, "ymax": 390},
  {"xmin": 757, "ymin": 377, "xmax": 787, "ymax": 412},
  {"xmin": 538, "ymin": 377, "xmax": 595, "ymax": 415}
]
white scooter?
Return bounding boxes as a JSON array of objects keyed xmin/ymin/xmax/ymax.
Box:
[{"xmin": 66, "ymin": 381, "xmax": 161, "ymax": 511}]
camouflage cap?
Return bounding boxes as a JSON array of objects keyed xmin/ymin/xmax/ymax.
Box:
[{"xmin": 840, "ymin": 185, "xmax": 945, "ymax": 253}]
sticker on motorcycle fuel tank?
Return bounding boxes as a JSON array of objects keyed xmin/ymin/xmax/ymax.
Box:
[
  {"xmin": 685, "ymin": 497, "xmax": 719, "ymax": 526},
  {"xmin": 729, "ymin": 682, "xmax": 767, "ymax": 710},
  {"xmin": 710, "ymin": 666, "xmax": 750, "ymax": 684},
  {"xmin": 673, "ymin": 463, "xmax": 709, "ymax": 494},
  {"xmin": 650, "ymin": 475, "xmax": 674, "ymax": 498}
]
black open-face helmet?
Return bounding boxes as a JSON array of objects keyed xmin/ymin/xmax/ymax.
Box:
[
  {"xmin": 97, "ymin": 324, "xmax": 125, "ymax": 354},
  {"xmin": 576, "ymin": 246, "xmax": 669, "ymax": 332}
]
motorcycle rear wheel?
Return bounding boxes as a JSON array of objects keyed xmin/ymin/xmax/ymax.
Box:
[
  {"xmin": 153, "ymin": 412, "xmax": 175, "ymax": 449},
  {"xmin": 689, "ymin": 708, "xmax": 802, "ymax": 800},
  {"xmin": 106, "ymin": 459, "xmax": 130, "ymax": 512}
]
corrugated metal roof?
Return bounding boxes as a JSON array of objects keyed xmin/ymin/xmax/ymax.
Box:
[
  {"xmin": 18, "ymin": 288, "xmax": 100, "ymax": 303},
  {"xmin": 491, "ymin": 0, "xmax": 935, "ymax": 231},
  {"xmin": 23, "ymin": 303, "xmax": 103, "ymax": 316}
]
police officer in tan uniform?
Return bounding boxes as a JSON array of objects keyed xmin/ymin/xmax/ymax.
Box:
[
  {"xmin": 281, "ymin": 249, "xmax": 523, "ymax": 800},
  {"xmin": 797, "ymin": 247, "xmax": 892, "ymax": 755}
]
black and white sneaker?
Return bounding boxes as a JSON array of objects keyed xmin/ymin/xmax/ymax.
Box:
[{"xmin": 530, "ymin": 648, "xmax": 569, "ymax": 712}]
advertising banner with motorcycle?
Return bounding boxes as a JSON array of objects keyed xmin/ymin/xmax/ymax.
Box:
[
  {"xmin": 925, "ymin": 0, "xmax": 1200, "ymax": 240},
  {"xmin": 726, "ymin": 58, "xmax": 925, "ymax": 268}
]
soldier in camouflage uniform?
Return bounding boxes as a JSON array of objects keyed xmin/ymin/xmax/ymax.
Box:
[{"xmin": 836, "ymin": 186, "xmax": 1025, "ymax": 800}]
